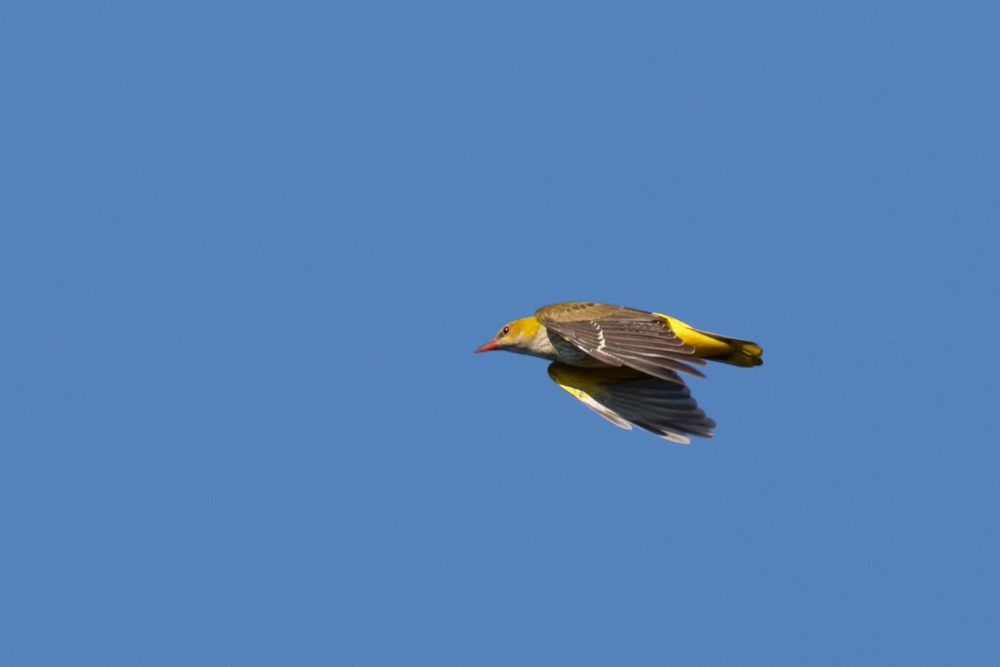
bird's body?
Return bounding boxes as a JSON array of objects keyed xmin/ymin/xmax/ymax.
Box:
[{"xmin": 475, "ymin": 302, "xmax": 762, "ymax": 443}]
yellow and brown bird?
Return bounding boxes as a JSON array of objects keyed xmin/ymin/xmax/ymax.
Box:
[{"xmin": 475, "ymin": 302, "xmax": 762, "ymax": 443}]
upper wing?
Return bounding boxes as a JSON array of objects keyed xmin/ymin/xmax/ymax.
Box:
[
  {"xmin": 547, "ymin": 362, "xmax": 716, "ymax": 444},
  {"xmin": 536, "ymin": 302, "xmax": 706, "ymax": 383}
]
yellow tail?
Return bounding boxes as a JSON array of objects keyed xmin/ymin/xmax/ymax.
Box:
[
  {"xmin": 660, "ymin": 315, "xmax": 764, "ymax": 367},
  {"xmin": 696, "ymin": 330, "xmax": 763, "ymax": 367}
]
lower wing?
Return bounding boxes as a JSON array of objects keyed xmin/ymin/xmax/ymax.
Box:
[{"xmin": 547, "ymin": 362, "xmax": 716, "ymax": 444}]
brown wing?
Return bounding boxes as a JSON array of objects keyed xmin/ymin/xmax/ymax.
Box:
[
  {"xmin": 547, "ymin": 362, "xmax": 715, "ymax": 443},
  {"xmin": 536, "ymin": 302, "xmax": 705, "ymax": 383}
]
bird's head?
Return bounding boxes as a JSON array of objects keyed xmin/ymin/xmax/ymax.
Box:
[{"xmin": 474, "ymin": 316, "xmax": 542, "ymax": 354}]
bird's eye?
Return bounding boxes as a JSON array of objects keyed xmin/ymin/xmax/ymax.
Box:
[{"xmin": 500, "ymin": 326, "xmax": 510, "ymax": 337}]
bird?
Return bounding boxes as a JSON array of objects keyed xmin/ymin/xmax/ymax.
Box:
[{"xmin": 474, "ymin": 301, "xmax": 762, "ymax": 443}]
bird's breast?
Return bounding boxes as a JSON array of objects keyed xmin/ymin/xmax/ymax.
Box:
[{"xmin": 515, "ymin": 325, "xmax": 608, "ymax": 366}]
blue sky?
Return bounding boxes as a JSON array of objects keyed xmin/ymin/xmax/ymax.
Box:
[{"xmin": 3, "ymin": 2, "xmax": 999, "ymax": 665}]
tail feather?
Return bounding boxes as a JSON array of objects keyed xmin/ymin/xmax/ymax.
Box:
[
  {"xmin": 657, "ymin": 315, "xmax": 763, "ymax": 368},
  {"xmin": 697, "ymin": 330, "xmax": 763, "ymax": 367}
]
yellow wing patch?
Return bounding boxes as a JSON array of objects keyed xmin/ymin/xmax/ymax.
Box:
[{"xmin": 552, "ymin": 382, "xmax": 634, "ymax": 431}]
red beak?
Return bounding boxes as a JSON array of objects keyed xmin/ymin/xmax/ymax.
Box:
[{"xmin": 474, "ymin": 339, "xmax": 499, "ymax": 353}]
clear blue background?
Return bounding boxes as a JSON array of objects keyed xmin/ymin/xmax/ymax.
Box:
[{"xmin": 4, "ymin": 2, "xmax": 999, "ymax": 665}]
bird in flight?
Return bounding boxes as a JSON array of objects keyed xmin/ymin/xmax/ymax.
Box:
[{"xmin": 475, "ymin": 302, "xmax": 762, "ymax": 443}]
